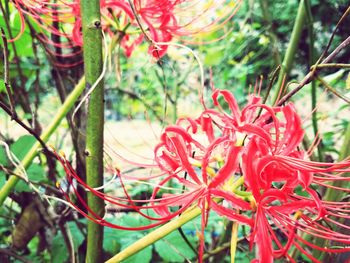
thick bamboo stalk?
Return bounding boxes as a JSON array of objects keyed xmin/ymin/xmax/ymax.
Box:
[{"xmin": 80, "ymin": 0, "xmax": 105, "ymax": 262}]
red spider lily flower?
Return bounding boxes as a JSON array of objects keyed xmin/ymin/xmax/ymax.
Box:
[
  {"xmin": 52, "ymin": 88, "xmax": 350, "ymax": 262},
  {"xmin": 249, "ymin": 187, "xmax": 350, "ymax": 263},
  {"xmin": 9, "ymin": 0, "xmax": 242, "ymax": 61},
  {"xmin": 203, "ymin": 89, "xmax": 281, "ymax": 145},
  {"xmin": 238, "ymin": 98, "xmax": 350, "ymax": 262},
  {"xmin": 163, "ymin": 89, "xmax": 350, "ymax": 262},
  {"xmin": 152, "ymin": 119, "xmax": 254, "ymax": 261}
]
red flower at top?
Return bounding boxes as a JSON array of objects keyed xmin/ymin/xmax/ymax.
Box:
[{"xmin": 9, "ymin": 0, "xmax": 242, "ymax": 62}]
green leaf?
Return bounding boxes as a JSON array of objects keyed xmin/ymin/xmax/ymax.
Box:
[
  {"xmin": 104, "ymin": 228, "xmax": 121, "ymax": 254},
  {"xmin": 0, "ymin": 145, "xmax": 8, "ymax": 166},
  {"xmin": 51, "ymin": 234, "xmax": 69, "ymax": 263},
  {"xmin": 155, "ymin": 231, "xmax": 196, "ymax": 262},
  {"xmin": 103, "ymin": 227, "xmax": 130, "ymax": 254},
  {"xmin": 10, "ymin": 135, "xmax": 36, "ymax": 160},
  {"xmin": 67, "ymin": 221, "xmax": 85, "ymax": 251},
  {"xmin": 235, "ymin": 250, "xmax": 252, "ymax": 263},
  {"xmin": 50, "ymin": 222, "xmax": 85, "ymax": 263},
  {"xmin": 27, "ymin": 163, "xmax": 45, "ymax": 182},
  {"xmin": 8, "ymin": 11, "xmax": 34, "ymax": 58},
  {"xmin": 0, "ymin": 171, "xmax": 6, "ymax": 190},
  {"xmin": 14, "ymin": 180, "xmax": 31, "ymax": 193},
  {"xmin": 0, "ymin": 79, "xmax": 5, "ymax": 93},
  {"xmin": 15, "ymin": 164, "xmax": 45, "ymax": 193},
  {"xmin": 103, "ymin": 215, "xmax": 150, "ymax": 255},
  {"xmin": 120, "ymin": 214, "xmax": 141, "ymax": 228},
  {"xmin": 119, "ymin": 213, "xmax": 151, "ymax": 228},
  {"xmin": 25, "ymin": 236, "xmax": 43, "ymax": 262},
  {"xmin": 121, "ymin": 235, "xmax": 152, "ymax": 263}
]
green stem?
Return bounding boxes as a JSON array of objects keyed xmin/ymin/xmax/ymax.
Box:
[
  {"xmin": 272, "ymin": 0, "xmax": 307, "ymax": 104},
  {"xmin": 81, "ymin": 1, "xmax": 105, "ymax": 262},
  {"xmin": 304, "ymin": 0, "xmax": 323, "ymax": 161},
  {"xmin": 0, "ymin": 77, "xmax": 85, "ymax": 206},
  {"xmin": 105, "ymin": 206, "xmax": 202, "ymax": 263}
]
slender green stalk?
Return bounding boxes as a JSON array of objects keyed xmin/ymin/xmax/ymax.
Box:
[
  {"xmin": 272, "ymin": 0, "xmax": 307, "ymax": 104},
  {"xmin": 0, "ymin": 77, "xmax": 85, "ymax": 206},
  {"xmin": 304, "ymin": 0, "xmax": 323, "ymax": 161},
  {"xmin": 105, "ymin": 207, "xmax": 202, "ymax": 263},
  {"xmin": 80, "ymin": 1, "xmax": 105, "ymax": 262}
]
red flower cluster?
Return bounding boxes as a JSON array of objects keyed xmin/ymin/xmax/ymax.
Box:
[
  {"xmin": 55, "ymin": 88, "xmax": 350, "ymax": 262},
  {"xmin": 10, "ymin": 0, "xmax": 241, "ymax": 61}
]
